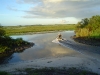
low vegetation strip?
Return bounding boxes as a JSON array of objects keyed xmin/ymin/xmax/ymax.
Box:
[
  {"xmin": 1, "ymin": 67, "xmax": 98, "ymax": 75},
  {"xmin": 3, "ymin": 24, "xmax": 76, "ymax": 35}
]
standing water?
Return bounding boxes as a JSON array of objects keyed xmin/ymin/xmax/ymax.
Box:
[
  {"xmin": 0, "ymin": 31, "xmax": 100, "ymax": 74},
  {"xmin": 1, "ymin": 31, "xmax": 77, "ymax": 64},
  {"xmin": 1, "ymin": 31, "xmax": 100, "ymax": 64}
]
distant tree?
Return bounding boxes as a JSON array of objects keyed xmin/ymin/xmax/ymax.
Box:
[
  {"xmin": 0, "ymin": 23, "xmax": 2, "ymax": 27},
  {"xmin": 77, "ymin": 18, "xmax": 89, "ymax": 28},
  {"xmin": 0, "ymin": 24, "xmax": 5, "ymax": 37},
  {"xmin": 19, "ymin": 25, "xmax": 22, "ymax": 27}
]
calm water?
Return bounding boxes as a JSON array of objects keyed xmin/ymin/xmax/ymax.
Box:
[{"xmin": 1, "ymin": 31, "xmax": 100, "ymax": 64}]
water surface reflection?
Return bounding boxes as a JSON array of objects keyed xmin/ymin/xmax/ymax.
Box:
[
  {"xmin": 4, "ymin": 31, "xmax": 79, "ymax": 63},
  {"xmin": 1, "ymin": 31, "xmax": 100, "ymax": 65}
]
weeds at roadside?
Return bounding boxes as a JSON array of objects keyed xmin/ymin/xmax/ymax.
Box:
[{"xmin": 8, "ymin": 67, "xmax": 98, "ymax": 75}]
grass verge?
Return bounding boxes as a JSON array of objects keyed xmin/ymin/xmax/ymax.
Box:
[{"xmin": 6, "ymin": 67, "xmax": 98, "ymax": 75}]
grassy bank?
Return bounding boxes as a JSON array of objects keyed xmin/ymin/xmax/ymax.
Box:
[
  {"xmin": 3, "ymin": 24, "xmax": 76, "ymax": 35},
  {"xmin": 0, "ymin": 36, "xmax": 34, "ymax": 54},
  {"xmin": 1, "ymin": 67, "xmax": 98, "ymax": 75},
  {"xmin": 0, "ymin": 26, "xmax": 34, "ymax": 54}
]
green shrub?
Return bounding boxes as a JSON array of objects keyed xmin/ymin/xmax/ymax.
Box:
[
  {"xmin": 75, "ymin": 15, "xmax": 100, "ymax": 39},
  {"xmin": 75, "ymin": 28, "xmax": 90, "ymax": 37},
  {"xmin": 0, "ymin": 71, "xmax": 11, "ymax": 75}
]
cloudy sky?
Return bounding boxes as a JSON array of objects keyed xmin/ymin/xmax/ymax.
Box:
[{"xmin": 0, "ymin": 0, "xmax": 100, "ymax": 26}]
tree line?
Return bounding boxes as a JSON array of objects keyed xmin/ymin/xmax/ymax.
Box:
[{"xmin": 75, "ymin": 15, "xmax": 100, "ymax": 39}]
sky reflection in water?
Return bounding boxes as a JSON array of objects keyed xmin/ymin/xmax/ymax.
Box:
[{"xmin": 8, "ymin": 31, "xmax": 79, "ymax": 63}]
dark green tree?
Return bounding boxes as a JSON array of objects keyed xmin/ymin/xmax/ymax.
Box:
[
  {"xmin": 77, "ymin": 18, "xmax": 89, "ymax": 28},
  {"xmin": 0, "ymin": 25, "xmax": 5, "ymax": 37},
  {"xmin": 88, "ymin": 15, "xmax": 100, "ymax": 31}
]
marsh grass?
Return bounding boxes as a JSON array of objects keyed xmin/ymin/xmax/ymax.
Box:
[
  {"xmin": 9, "ymin": 67, "xmax": 98, "ymax": 75},
  {"xmin": 75, "ymin": 27, "xmax": 100, "ymax": 41},
  {"xmin": 75, "ymin": 28, "xmax": 90, "ymax": 37},
  {"xmin": 3, "ymin": 25, "xmax": 76, "ymax": 35}
]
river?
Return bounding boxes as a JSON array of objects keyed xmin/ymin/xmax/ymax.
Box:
[{"xmin": 0, "ymin": 31, "xmax": 100, "ymax": 74}]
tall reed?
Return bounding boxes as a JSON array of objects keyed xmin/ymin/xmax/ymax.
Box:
[{"xmin": 75, "ymin": 28, "xmax": 90, "ymax": 37}]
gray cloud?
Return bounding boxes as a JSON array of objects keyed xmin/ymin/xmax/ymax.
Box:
[
  {"xmin": 16, "ymin": 0, "xmax": 41, "ymax": 4},
  {"xmin": 7, "ymin": 6, "xmax": 18, "ymax": 11},
  {"xmin": 16, "ymin": 0, "xmax": 100, "ymax": 19}
]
